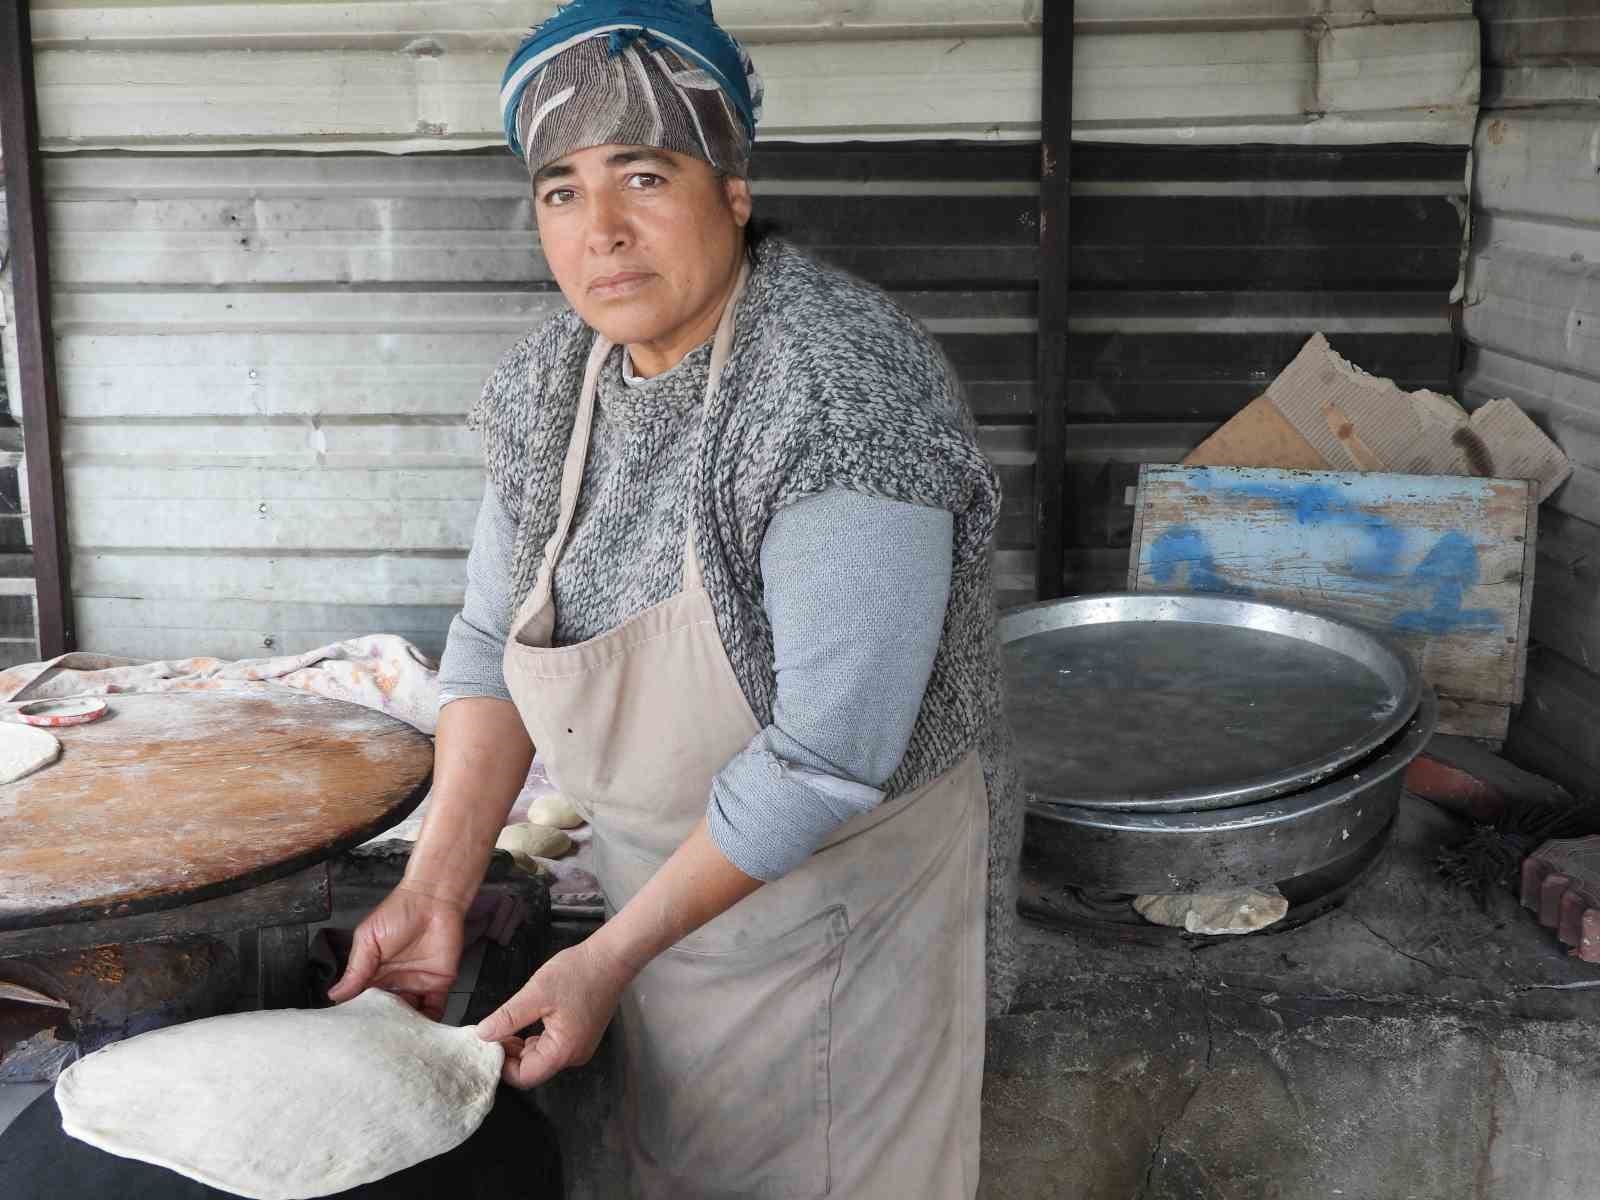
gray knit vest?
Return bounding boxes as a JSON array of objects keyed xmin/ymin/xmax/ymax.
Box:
[{"xmin": 470, "ymin": 240, "xmax": 1025, "ymax": 1012}]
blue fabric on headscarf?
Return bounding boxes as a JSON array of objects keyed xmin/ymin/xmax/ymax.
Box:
[{"xmin": 499, "ymin": 0, "xmax": 757, "ymax": 163}]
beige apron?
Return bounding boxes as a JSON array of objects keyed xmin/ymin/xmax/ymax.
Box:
[{"xmin": 501, "ymin": 269, "xmax": 987, "ymax": 1199}]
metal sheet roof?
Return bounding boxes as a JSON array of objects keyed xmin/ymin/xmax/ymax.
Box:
[
  {"xmin": 0, "ymin": 138, "xmax": 1469, "ymax": 654},
  {"xmin": 25, "ymin": 1, "xmax": 1477, "ymax": 149},
  {"xmin": 1478, "ymin": 0, "xmax": 1600, "ymax": 109}
]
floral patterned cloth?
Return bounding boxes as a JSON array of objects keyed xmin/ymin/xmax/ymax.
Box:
[{"xmin": 0, "ymin": 635, "xmax": 440, "ymax": 733}]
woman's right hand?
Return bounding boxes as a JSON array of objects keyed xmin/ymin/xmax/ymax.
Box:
[{"xmin": 326, "ymin": 885, "xmax": 467, "ymax": 1021}]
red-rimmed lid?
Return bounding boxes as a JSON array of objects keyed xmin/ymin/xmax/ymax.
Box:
[{"xmin": 16, "ymin": 697, "xmax": 109, "ymax": 728}]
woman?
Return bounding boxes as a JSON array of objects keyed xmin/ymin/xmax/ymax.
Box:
[{"xmin": 330, "ymin": 2, "xmax": 1024, "ymax": 1195}]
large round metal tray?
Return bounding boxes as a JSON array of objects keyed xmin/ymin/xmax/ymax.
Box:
[
  {"xmin": 1002, "ymin": 592, "xmax": 1422, "ymax": 812},
  {"xmin": 1021, "ymin": 689, "xmax": 1436, "ymax": 894}
]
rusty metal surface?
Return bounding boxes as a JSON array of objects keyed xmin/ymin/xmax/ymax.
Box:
[
  {"xmin": 0, "ymin": 937, "xmax": 237, "ymax": 1083},
  {"xmin": 0, "ymin": 866, "xmax": 331, "ymax": 961}
]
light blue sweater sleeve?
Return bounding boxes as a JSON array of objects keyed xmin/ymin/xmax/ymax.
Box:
[
  {"xmin": 706, "ymin": 490, "xmax": 954, "ymax": 882},
  {"xmin": 437, "ymin": 487, "xmax": 516, "ymax": 706}
]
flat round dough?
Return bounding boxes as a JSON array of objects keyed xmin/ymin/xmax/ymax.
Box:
[
  {"xmin": 525, "ymin": 793, "xmax": 582, "ymax": 830},
  {"xmin": 495, "ymin": 823, "xmax": 573, "ymax": 861},
  {"xmin": 56, "ymin": 989, "xmax": 503, "ymax": 1200},
  {"xmin": 0, "ymin": 722, "xmax": 61, "ymax": 784}
]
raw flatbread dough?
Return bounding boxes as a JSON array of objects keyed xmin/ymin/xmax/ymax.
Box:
[
  {"xmin": 496, "ymin": 822, "xmax": 573, "ymax": 861},
  {"xmin": 525, "ymin": 792, "xmax": 583, "ymax": 829},
  {"xmin": 56, "ymin": 988, "xmax": 503, "ymax": 1200},
  {"xmin": 0, "ymin": 722, "xmax": 61, "ymax": 784}
]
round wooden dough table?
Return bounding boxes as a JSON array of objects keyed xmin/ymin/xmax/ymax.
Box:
[{"xmin": 0, "ymin": 691, "xmax": 433, "ymax": 1005}]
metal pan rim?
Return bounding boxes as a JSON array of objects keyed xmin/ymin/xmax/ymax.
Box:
[
  {"xmin": 1027, "ymin": 688, "xmax": 1437, "ymax": 835},
  {"xmin": 1003, "ymin": 591, "xmax": 1423, "ymax": 812}
]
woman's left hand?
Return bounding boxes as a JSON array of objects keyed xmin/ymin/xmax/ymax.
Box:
[{"xmin": 474, "ymin": 940, "xmax": 636, "ymax": 1089}]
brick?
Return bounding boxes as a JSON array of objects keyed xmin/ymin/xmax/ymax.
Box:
[
  {"xmin": 1523, "ymin": 837, "xmax": 1600, "ymax": 966},
  {"xmin": 1405, "ymin": 755, "xmax": 1506, "ymax": 823},
  {"xmin": 1407, "ymin": 734, "xmax": 1573, "ymax": 824},
  {"xmin": 1521, "ymin": 855, "xmax": 1542, "ymax": 911},
  {"xmin": 1584, "ymin": 909, "xmax": 1600, "ymax": 965},
  {"xmin": 1539, "ymin": 873, "xmax": 1571, "ymax": 927},
  {"xmin": 1558, "ymin": 890, "xmax": 1587, "ymax": 947}
]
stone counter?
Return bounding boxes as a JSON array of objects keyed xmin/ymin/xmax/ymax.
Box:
[{"xmin": 984, "ymin": 795, "xmax": 1600, "ymax": 1200}]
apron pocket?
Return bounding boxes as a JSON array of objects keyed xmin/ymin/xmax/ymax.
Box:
[{"xmin": 620, "ymin": 904, "xmax": 849, "ymax": 1200}]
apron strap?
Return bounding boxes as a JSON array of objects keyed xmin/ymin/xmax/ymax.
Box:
[
  {"xmin": 544, "ymin": 259, "xmax": 751, "ymax": 593},
  {"xmin": 540, "ymin": 334, "xmax": 611, "ymax": 583},
  {"xmin": 678, "ymin": 259, "xmax": 750, "ymax": 595},
  {"xmin": 682, "ymin": 528, "xmax": 707, "ymax": 593}
]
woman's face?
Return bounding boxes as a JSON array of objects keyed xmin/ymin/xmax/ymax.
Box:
[{"xmin": 533, "ymin": 143, "xmax": 752, "ymax": 376}]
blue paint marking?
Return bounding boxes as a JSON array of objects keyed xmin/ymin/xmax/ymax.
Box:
[
  {"xmin": 1162, "ymin": 474, "xmax": 1505, "ymax": 636},
  {"xmin": 1393, "ymin": 531, "xmax": 1502, "ymax": 635},
  {"xmin": 1210, "ymin": 481, "xmax": 1405, "ymax": 577},
  {"xmin": 1146, "ymin": 525, "xmax": 1250, "ymax": 594}
]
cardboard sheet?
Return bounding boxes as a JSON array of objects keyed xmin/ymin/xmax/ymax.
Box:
[{"xmin": 1184, "ymin": 334, "xmax": 1572, "ymax": 502}]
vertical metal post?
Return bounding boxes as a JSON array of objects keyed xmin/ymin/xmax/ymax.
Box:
[
  {"xmin": 0, "ymin": 1, "xmax": 73, "ymax": 654},
  {"xmin": 1034, "ymin": 0, "xmax": 1073, "ymax": 601}
]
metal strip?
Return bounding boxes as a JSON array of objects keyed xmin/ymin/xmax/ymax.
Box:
[
  {"xmin": 753, "ymin": 179, "xmax": 1468, "ymax": 197},
  {"xmin": 752, "ymin": 180, "xmax": 1040, "ymax": 196},
  {"xmin": 1071, "ymin": 179, "xmax": 1468, "ymax": 197},
  {"xmin": 0, "ymin": 865, "xmax": 332, "ymax": 959},
  {"xmin": 1034, "ymin": 0, "xmax": 1072, "ymax": 602},
  {"xmin": 1069, "ymin": 315, "xmax": 1452, "ymax": 334},
  {"xmin": 0, "ymin": 2, "xmax": 73, "ymax": 655}
]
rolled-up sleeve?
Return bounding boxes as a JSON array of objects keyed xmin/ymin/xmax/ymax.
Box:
[
  {"xmin": 706, "ymin": 488, "xmax": 953, "ymax": 882},
  {"xmin": 437, "ymin": 486, "xmax": 517, "ymax": 707}
]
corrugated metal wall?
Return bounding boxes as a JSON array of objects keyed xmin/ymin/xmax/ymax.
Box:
[
  {"xmin": 1461, "ymin": 0, "xmax": 1600, "ymax": 797},
  {"xmin": 1062, "ymin": 140, "xmax": 1470, "ymax": 596},
  {"xmin": 0, "ymin": 1, "xmax": 1480, "ymax": 661},
  {"xmin": 26, "ymin": 2, "xmax": 1478, "ymax": 150},
  {"xmin": 38, "ymin": 147, "xmax": 1041, "ymax": 656}
]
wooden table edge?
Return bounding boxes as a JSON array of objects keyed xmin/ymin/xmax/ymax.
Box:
[{"xmin": 0, "ymin": 770, "xmax": 432, "ymax": 936}]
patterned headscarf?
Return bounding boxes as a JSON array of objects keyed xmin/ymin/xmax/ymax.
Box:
[{"xmin": 500, "ymin": 0, "xmax": 763, "ymax": 178}]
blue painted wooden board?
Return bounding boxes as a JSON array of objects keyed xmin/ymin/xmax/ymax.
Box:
[{"xmin": 1128, "ymin": 466, "xmax": 1537, "ymax": 724}]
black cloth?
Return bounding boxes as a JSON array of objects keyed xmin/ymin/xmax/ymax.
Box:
[{"xmin": 0, "ymin": 1086, "xmax": 561, "ymax": 1199}]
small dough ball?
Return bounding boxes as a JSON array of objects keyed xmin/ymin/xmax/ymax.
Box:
[
  {"xmin": 526, "ymin": 792, "xmax": 582, "ymax": 829},
  {"xmin": 495, "ymin": 823, "xmax": 573, "ymax": 861}
]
